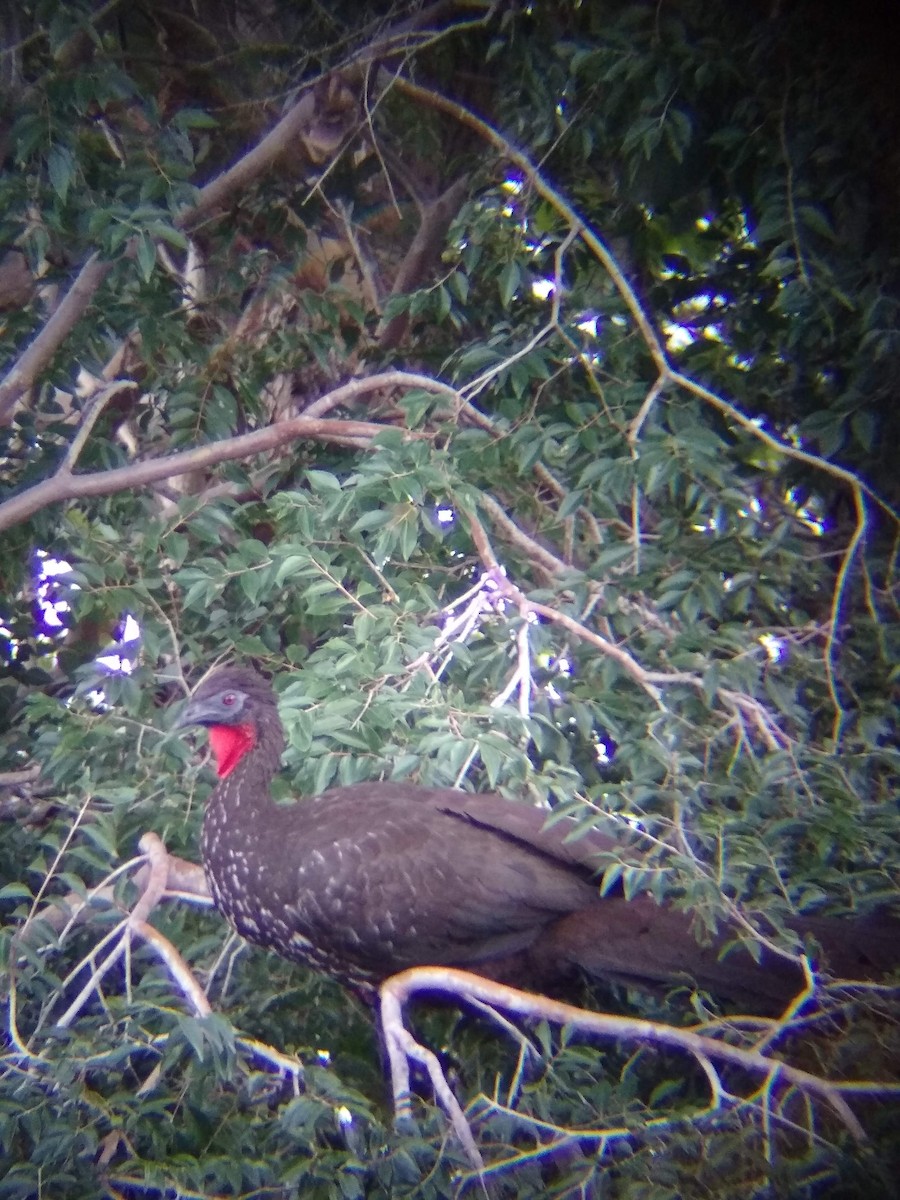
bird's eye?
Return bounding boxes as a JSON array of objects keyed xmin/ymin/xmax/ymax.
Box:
[{"xmin": 222, "ymin": 693, "xmax": 237, "ymax": 707}]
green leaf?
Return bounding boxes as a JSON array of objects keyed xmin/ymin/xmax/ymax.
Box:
[
  {"xmin": 0, "ymin": 882, "xmax": 34, "ymax": 901},
  {"xmin": 46, "ymin": 144, "xmax": 75, "ymax": 201},
  {"xmin": 798, "ymin": 204, "xmax": 835, "ymax": 240},
  {"xmin": 557, "ymin": 489, "xmax": 585, "ymax": 519},
  {"xmin": 275, "ymin": 553, "xmax": 311, "ymax": 586},
  {"xmin": 851, "ymin": 410, "xmax": 876, "ymax": 452},
  {"xmin": 136, "ymin": 233, "xmax": 156, "ymax": 282},
  {"xmin": 498, "ymin": 261, "xmax": 520, "ymax": 308},
  {"xmin": 450, "ymin": 271, "xmax": 469, "ymax": 303},
  {"xmin": 172, "ymin": 108, "xmax": 219, "ymax": 130},
  {"xmin": 148, "ymin": 221, "xmax": 190, "ymax": 251},
  {"xmin": 398, "ymin": 508, "xmax": 419, "ymax": 560},
  {"xmin": 313, "ymin": 752, "xmax": 339, "ymax": 794},
  {"xmin": 349, "ymin": 510, "xmax": 391, "ymax": 534},
  {"xmin": 306, "ymin": 469, "xmax": 342, "ymax": 494}
]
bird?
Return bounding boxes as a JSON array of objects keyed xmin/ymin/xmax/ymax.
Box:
[{"xmin": 175, "ymin": 664, "xmax": 900, "ymax": 1011}]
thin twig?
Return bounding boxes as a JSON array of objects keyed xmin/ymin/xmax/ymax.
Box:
[{"xmin": 824, "ymin": 487, "xmax": 867, "ymax": 746}]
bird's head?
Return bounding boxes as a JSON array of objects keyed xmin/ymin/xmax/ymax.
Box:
[{"xmin": 176, "ymin": 666, "xmax": 284, "ymax": 778}]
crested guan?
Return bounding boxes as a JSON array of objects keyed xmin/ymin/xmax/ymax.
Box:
[{"xmin": 176, "ymin": 665, "xmax": 900, "ymax": 1011}]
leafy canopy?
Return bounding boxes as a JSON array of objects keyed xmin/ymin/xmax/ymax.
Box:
[{"xmin": 0, "ymin": 2, "xmax": 898, "ymax": 1197}]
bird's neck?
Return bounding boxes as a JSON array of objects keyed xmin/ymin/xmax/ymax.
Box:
[
  {"xmin": 203, "ymin": 739, "xmax": 286, "ymax": 860},
  {"xmin": 208, "ymin": 724, "xmax": 256, "ymax": 778},
  {"xmin": 207, "ymin": 718, "xmax": 285, "ymax": 780},
  {"xmin": 201, "ymin": 731, "xmax": 286, "ymax": 928},
  {"xmin": 204, "ymin": 719, "xmax": 286, "ymax": 826},
  {"xmin": 210, "ymin": 749, "xmax": 277, "ymax": 813}
]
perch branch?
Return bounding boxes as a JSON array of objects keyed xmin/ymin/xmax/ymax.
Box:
[{"xmin": 381, "ymin": 965, "xmax": 899, "ymax": 1161}]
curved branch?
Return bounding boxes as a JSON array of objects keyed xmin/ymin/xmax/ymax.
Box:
[
  {"xmin": 477, "ymin": 492, "xmax": 573, "ymax": 580},
  {"xmin": 394, "ymin": 78, "xmax": 898, "ymax": 529},
  {"xmin": 461, "ymin": 506, "xmax": 796, "ymax": 747},
  {"xmin": 381, "ymin": 966, "xmax": 898, "ymax": 1154},
  {"xmin": 391, "ymin": 77, "xmax": 670, "ymax": 372},
  {"xmin": 670, "ymin": 369, "xmax": 897, "ymax": 524},
  {"xmin": 0, "ymin": 370, "xmax": 454, "ymax": 532}
]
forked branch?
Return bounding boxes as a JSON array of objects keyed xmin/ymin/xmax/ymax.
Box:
[{"xmin": 380, "ymin": 965, "xmax": 899, "ymax": 1171}]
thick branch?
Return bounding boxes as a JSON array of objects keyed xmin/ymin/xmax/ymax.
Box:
[
  {"xmin": 377, "ymin": 174, "xmax": 471, "ymax": 350},
  {"xmin": 0, "ymin": 73, "xmax": 348, "ymax": 425},
  {"xmin": 186, "ymin": 86, "xmax": 346, "ymax": 229},
  {"xmin": 0, "ymin": 74, "xmax": 336, "ymax": 424}
]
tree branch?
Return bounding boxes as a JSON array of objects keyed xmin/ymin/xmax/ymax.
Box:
[
  {"xmin": 381, "ymin": 965, "xmax": 898, "ymax": 1160},
  {"xmin": 377, "ymin": 174, "xmax": 471, "ymax": 350},
  {"xmin": 394, "ymin": 77, "xmax": 899, "ymax": 530},
  {"xmin": 390, "ymin": 77, "xmax": 670, "ymax": 373},
  {"xmin": 0, "ymin": 254, "xmax": 112, "ymax": 426},
  {"xmin": 0, "ymin": 9, "xmax": 477, "ymax": 429},
  {"xmin": 460, "ymin": 506, "xmax": 796, "ymax": 749},
  {"xmin": 0, "ymin": 371, "xmax": 454, "ymax": 532}
]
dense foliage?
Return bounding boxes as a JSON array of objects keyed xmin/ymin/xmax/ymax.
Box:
[{"xmin": 1, "ymin": 2, "xmax": 898, "ymax": 1197}]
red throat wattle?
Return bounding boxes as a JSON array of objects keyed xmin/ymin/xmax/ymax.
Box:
[{"xmin": 208, "ymin": 723, "xmax": 256, "ymax": 778}]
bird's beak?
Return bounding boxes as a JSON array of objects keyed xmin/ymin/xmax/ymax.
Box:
[{"xmin": 174, "ymin": 697, "xmax": 218, "ymax": 730}]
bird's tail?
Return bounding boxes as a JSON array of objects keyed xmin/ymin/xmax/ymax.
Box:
[{"xmin": 537, "ymin": 897, "xmax": 900, "ymax": 1011}]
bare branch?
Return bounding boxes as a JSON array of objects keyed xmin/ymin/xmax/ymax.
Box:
[
  {"xmin": 0, "ymin": 254, "xmax": 111, "ymax": 425},
  {"xmin": 824, "ymin": 486, "xmax": 867, "ymax": 746},
  {"xmin": 477, "ymin": 493, "xmax": 573, "ymax": 580},
  {"xmin": 57, "ymin": 380, "xmax": 139, "ymax": 474},
  {"xmin": 0, "ymin": 371, "xmax": 453, "ymax": 532},
  {"xmin": 670, "ymin": 369, "xmax": 897, "ymax": 523},
  {"xmin": 52, "ymin": 836, "xmax": 174, "ymax": 1029},
  {"xmin": 0, "ymin": 765, "xmax": 42, "ymax": 788},
  {"xmin": 381, "ymin": 965, "xmax": 898, "ymax": 1156},
  {"xmin": 377, "ymin": 174, "xmax": 472, "ymax": 350},
  {"xmin": 131, "ymin": 918, "xmax": 212, "ymax": 1019},
  {"xmin": 186, "ymin": 84, "xmax": 352, "ymax": 229},
  {"xmin": 0, "ymin": 16, "xmax": 443, "ymax": 429}
]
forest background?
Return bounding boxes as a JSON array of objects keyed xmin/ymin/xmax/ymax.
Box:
[{"xmin": 1, "ymin": 1, "xmax": 898, "ymax": 1197}]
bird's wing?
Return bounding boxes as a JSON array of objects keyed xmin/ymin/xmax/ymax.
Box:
[
  {"xmin": 279, "ymin": 790, "xmax": 596, "ymax": 972},
  {"xmin": 431, "ymin": 790, "xmax": 625, "ymax": 873}
]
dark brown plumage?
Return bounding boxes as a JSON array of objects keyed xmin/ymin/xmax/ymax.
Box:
[{"xmin": 177, "ymin": 665, "xmax": 900, "ymax": 1010}]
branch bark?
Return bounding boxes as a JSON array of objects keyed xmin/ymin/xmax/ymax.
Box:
[
  {"xmin": 377, "ymin": 174, "xmax": 471, "ymax": 350},
  {"xmin": 0, "ymin": 6, "xmax": 490, "ymax": 430}
]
